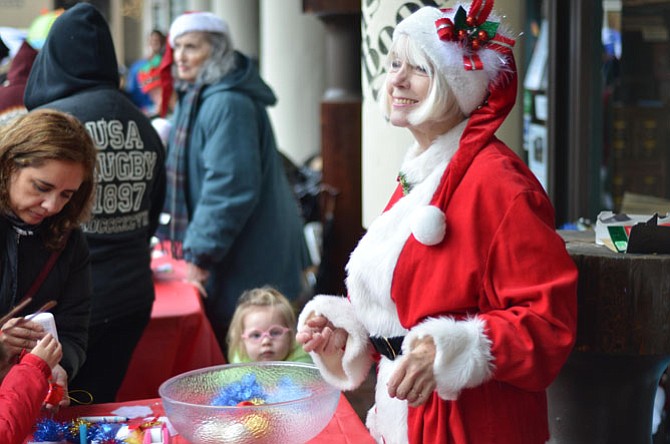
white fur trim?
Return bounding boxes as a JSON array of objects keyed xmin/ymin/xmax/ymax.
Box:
[
  {"xmin": 410, "ymin": 205, "xmax": 446, "ymax": 245},
  {"xmin": 169, "ymin": 12, "xmax": 229, "ymax": 46},
  {"xmin": 366, "ymin": 358, "xmax": 408, "ymax": 443},
  {"xmin": 346, "ymin": 124, "xmax": 465, "ymax": 335},
  {"xmin": 400, "ymin": 120, "xmax": 464, "ymax": 183},
  {"xmin": 297, "ymin": 295, "xmax": 374, "ymax": 391},
  {"xmin": 404, "ymin": 316, "xmax": 494, "ymax": 400},
  {"xmin": 394, "ymin": 5, "xmax": 514, "ymax": 116}
]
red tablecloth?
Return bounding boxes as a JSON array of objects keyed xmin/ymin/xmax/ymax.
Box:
[
  {"xmin": 115, "ymin": 251, "xmax": 226, "ymax": 401},
  {"xmin": 33, "ymin": 394, "xmax": 374, "ymax": 443}
]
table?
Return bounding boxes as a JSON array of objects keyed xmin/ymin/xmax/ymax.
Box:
[
  {"xmin": 547, "ymin": 231, "xmax": 670, "ymax": 444},
  {"xmin": 29, "ymin": 394, "xmax": 374, "ymax": 443},
  {"xmin": 115, "ymin": 250, "xmax": 226, "ymax": 402}
]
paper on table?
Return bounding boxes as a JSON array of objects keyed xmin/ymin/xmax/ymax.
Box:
[
  {"xmin": 111, "ymin": 404, "xmax": 154, "ymax": 419},
  {"xmin": 595, "ymin": 211, "xmax": 670, "ymax": 253}
]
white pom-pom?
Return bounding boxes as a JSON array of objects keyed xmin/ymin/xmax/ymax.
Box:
[{"xmin": 410, "ymin": 205, "xmax": 446, "ymax": 245}]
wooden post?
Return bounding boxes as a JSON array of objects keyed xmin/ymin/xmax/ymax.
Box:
[{"xmin": 303, "ymin": 0, "xmax": 364, "ymax": 296}]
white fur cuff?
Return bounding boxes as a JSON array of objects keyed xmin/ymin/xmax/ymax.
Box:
[
  {"xmin": 404, "ymin": 316, "xmax": 494, "ymax": 400},
  {"xmin": 298, "ymin": 295, "xmax": 374, "ymax": 390}
]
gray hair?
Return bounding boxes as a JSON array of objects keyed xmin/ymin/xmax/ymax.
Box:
[{"xmin": 174, "ymin": 31, "xmax": 236, "ymax": 90}]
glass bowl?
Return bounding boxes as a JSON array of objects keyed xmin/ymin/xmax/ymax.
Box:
[{"xmin": 158, "ymin": 362, "xmax": 340, "ymax": 444}]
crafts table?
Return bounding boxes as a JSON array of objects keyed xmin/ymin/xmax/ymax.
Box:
[
  {"xmin": 28, "ymin": 394, "xmax": 374, "ymax": 443},
  {"xmin": 115, "ymin": 249, "xmax": 226, "ymax": 402}
]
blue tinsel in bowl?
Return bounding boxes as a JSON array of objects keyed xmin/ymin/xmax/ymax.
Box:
[{"xmin": 158, "ymin": 362, "xmax": 340, "ymax": 444}]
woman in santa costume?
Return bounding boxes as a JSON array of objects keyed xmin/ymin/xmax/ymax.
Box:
[{"xmin": 296, "ymin": 3, "xmax": 577, "ymax": 443}]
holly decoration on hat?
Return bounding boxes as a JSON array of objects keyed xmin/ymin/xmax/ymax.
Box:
[{"xmin": 436, "ymin": 3, "xmax": 500, "ymax": 51}]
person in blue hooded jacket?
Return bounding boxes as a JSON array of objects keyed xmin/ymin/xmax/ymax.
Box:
[{"xmin": 161, "ymin": 12, "xmax": 309, "ymax": 355}]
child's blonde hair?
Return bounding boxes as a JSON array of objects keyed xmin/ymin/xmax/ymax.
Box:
[{"xmin": 226, "ymin": 286, "xmax": 297, "ymax": 362}]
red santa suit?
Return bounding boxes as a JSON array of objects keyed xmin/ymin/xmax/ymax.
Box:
[
  {"xmin": 298, "ymin": 4, "xmax": 577, "ymax": 444},
  {"xmin": 0, "ymin": 353, "xmax": 51, "ymax": 443}
]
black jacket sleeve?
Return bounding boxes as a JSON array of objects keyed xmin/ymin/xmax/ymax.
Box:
[{"xmin": 54, "ymin": 229, "xmax": 92, "ymax": 380}]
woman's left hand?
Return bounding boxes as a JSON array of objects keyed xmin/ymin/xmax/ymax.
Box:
[
  {"xmin": 186, "ymin": 263, "xmax": 210, "ymax": 298},
  {"xmin": 387, "ymin": 336, "xmax": 437, "ymax": 407}
]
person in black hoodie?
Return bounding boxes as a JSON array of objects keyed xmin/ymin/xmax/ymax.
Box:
[{"xmin": 24, "ymin": 3, "xmax": 166, "ymax": 403}]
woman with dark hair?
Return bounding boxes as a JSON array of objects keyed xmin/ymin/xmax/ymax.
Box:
[
  {"xmin": 0, "ymin": 108, "xmax": 97, "ymax": 409},
  {"xmin": 161, "ymin": 12, "xmax": 309, "ymax": 355}
]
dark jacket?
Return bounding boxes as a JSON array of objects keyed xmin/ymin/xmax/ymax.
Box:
[
  {"xmin": 0, "ymin": 218, "xmax": 91, "ymax": 379},
  {"xmin": 24, "ymin": 3, "xmax": 167, "ymax": 324}
]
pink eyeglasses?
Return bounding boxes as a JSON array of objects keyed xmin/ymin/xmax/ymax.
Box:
[{"xmin": 241, "ymin": 325, "xmax": 291, "ymax": 343}]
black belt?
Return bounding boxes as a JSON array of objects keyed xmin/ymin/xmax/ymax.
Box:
[{"xmin": 369, "ymin": 336, "xmax": 404, "ymax": 360}]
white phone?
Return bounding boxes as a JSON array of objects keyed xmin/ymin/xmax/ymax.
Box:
[{"xmin": 29, "ymin": 312, "xmax": 59, "ymax": 341}]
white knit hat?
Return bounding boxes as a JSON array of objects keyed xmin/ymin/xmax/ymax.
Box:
[
  {"xmin": 393, "ymin": 2, "xmax": 515, "ymax": 116},
  {"xmin": 168, "ymin": 11, "xmax": 229, "ymax": 46}
]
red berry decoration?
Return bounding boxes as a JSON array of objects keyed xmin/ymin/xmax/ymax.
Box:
[
  {"xmin": 458, "ymin": 29, "xmax": 467, "ymax": 40},
  {"xmin": 478, "ymin": 30, "xmax": 488, "ymax": 41},
  {"xmin": 466, "ymin": 16, "xmax": 475, "ymax": 27},
  {"xmin": 471, "ymin": 38, "xmax": 480, "ymax": 49}
]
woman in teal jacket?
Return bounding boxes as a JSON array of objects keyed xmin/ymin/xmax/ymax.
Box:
[{"xmin": 162, "ymin": 12, "xmax": 309, "ymax": 354}]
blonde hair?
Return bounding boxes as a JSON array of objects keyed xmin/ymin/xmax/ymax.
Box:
[
  {"xmin": 226, "ymin": 286, "xmax": 297, "ymax": 362},
  {"xmin": 380, "ymin": 34, "xmax": 464, "ymax": 127}
]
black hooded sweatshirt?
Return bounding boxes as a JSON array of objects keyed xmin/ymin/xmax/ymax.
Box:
[{"xmin": 25, "ymin": 3, "xmax": 166, "ymax": 324}]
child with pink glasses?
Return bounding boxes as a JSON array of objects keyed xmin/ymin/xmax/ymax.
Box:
[{"xmin": 226, "ymin": 287, "xmax": 311, "ymax": 364}]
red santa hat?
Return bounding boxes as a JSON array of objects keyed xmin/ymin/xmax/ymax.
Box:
[
  {"xmin": 393, "ymin": 2, "xmax": 515, "ymax": 116},
  {"xmin": 396, "ymin": 1, "xmax": 518, "ymax": 246}
]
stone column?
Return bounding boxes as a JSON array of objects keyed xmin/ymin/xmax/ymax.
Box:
[
  {"xmin": 121, "ymin": 0, "xmax": 144, "ymax": 68},
  {"xmin": 110, "ymin": 0, "xmax": 125, "ymax": 65},
  {"xmin": 212, "ymin": 0, "xmax": 259, "ymax": 59},
  {"xmin": 260, "ymin": 0, "xmax": 325, "ymax": 165},
  {"xmin": 186, "ymin": 0, "xmax": 210, "ymax": 12}
]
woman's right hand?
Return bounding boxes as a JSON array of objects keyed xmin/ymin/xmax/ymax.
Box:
[
  {"xmin": 296, "ymin": 315, "xmax": 348, "ymax": 356},
  {"xmin": 0, "ymin": 318, "xmax": 44, "ymax": 360}
]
